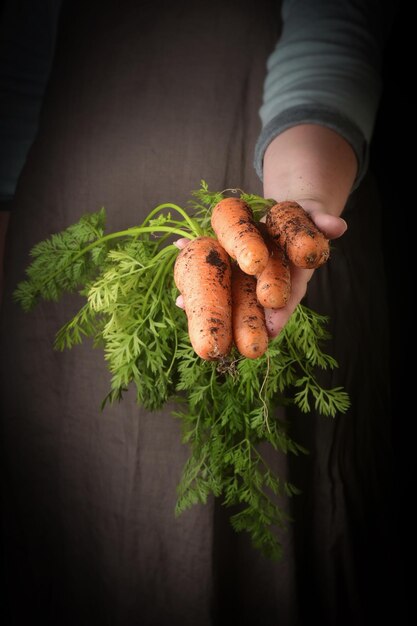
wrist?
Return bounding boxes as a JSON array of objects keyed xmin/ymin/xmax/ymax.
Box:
[{"xmin": 263, "ymin": 124, "xmax": 358, "ymax": 217}]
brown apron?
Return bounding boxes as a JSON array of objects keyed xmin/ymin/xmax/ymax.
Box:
[{"xmin": 0, "ymin": 1, "xmax": 401, "ymax": 624}]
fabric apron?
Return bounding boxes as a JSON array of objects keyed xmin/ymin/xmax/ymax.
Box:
[{"xmin": 0, "ymin": 1, "xmax": 398, "ymax": 624}]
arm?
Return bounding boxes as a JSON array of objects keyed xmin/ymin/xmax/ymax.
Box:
[{"xmin": 255, "ymin": 0, "xmax": 385, "ymax": 335}]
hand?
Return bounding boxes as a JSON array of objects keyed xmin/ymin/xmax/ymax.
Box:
[
  {"xmin": 173, "ymin": 238, "xmax": 190, "ymax": 309},
  {"xmin": 175, "ymin": 124, "xmax": 356, "ymax": 340},
  {"xmin": 262, "ymin": 123, "xmax": 357, "ymax": 336},
  {"xmin": 173, "ymin": 209, "xmax": 347, "ymax": 338}
]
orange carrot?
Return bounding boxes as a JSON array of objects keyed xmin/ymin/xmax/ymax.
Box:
[
  {"xmin": 211, "ymin": 198, "xmax": 269, "ymax": 276},
  {"xmin": 256, "ymin": 223, "xmax": 291, "ymax": 309},
  {"xmin": 265, "ymin": 200, "xmax": 330, "ymax": 269},
  {"xmin": 231, "ymin": 264, "xmax": 268, "ymax": 359},
  {"xmin": 174, "ymin": 237, "xmax": 232, "ymax": 360}
]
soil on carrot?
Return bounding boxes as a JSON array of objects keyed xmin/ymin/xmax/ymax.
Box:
[
  {"xmin": 205, "ymin": 248, "xmax": 230, "ymax": 290},
  {"xmin": 237, "ymin": 225, "xmax": 258, "ymax": 238},
  {"xmin": 205, "ymin": 248, "xmax": 227, "ymax": 269}
]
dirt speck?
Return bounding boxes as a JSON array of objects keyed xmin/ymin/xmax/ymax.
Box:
[{"xmin": 206, "ymin": 249, "xmax": 227, "ymax": 270}]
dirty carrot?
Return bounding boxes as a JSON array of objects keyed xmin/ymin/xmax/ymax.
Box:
[
  {"xmin": 211, "ymin": 198, "xmax": 269, "ymax": 275},
  {"xmin": 256, "ymin": 223, "xmax": 291, "ymax": 309},
  {"xmin": 174, "ymin": 237, "xmax": 232, "ymax": 360},
  {"xmin": 265, "ymin": 200, "xmax": 330, "ymax": 269},
  {"xmin": 231, "ymin": 264, "xmax": 269, "ymax": 359}
]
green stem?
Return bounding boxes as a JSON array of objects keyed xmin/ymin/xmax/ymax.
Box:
[
  {"xmin": 90, "ymin": 225, "xmax": 195, "ymax": 248},
  {"xmin": 140, "ymin": 243, "xmax": 177, "ymax": 271},
  {"xmin": 285, "ymin": 339, "xmax": 319, "ymax": 389},
  {"xmin": 95, "ymin": 244, "xmax": 177, "ymax": 288},
  {"xmin": 140, "ymin": 203, "xmax": 203, "ymax": 237},
  {"xmin": 165, "ymin": 323, "xmax": 179, "ymax": 378},
  {"xmin": 35, "ymin": 226, "xmax": 192, "ymax": 296}
]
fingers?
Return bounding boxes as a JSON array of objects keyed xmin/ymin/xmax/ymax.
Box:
[
  {"xmin": 174, "ymin": 241, "xmax": 187, "ymax": 309},
  {"xmin": 176, "ymin": 263, "xmax": 314, "ymax": 335},
  {"xmin": 174, "ymin": 208, "xmax": 344, "ymax": 336},
  {"xmin": 308, "ymin": 211, "xmax": 347, "ymax": 239},
  {"xmin": 261, "ymin": 205, "xmax": 347, "ymax": 239},
  {"xmin": 264, "ymin": 266, "xmax": 314, "ymax": 337},
  {"xmin": 173, "ymin": 238, "xmax": 190, "ymax": 250}
]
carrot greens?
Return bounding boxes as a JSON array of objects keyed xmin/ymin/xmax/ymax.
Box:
[{"xmin": 14, "ymin": 181, "xmax": 349, "ymax": 559}]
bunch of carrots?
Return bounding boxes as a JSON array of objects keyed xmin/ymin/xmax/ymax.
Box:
[{"xmin": 174, "ymin": 198, "xmax": 329, "ymax": 361}]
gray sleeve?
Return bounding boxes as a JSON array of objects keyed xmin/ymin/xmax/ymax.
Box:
[
  {"xmin": 254, "ymin": 0, "xmax": 385, "ymax": 187},
  {"xmin": 0, "ymin": 0, "xmax": 62, "ymax": 206}
]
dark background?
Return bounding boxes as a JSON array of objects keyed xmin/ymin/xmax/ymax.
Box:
[
  {"xmin": 370, "ymin": 5, "xmax": 414, "ymax": 609},
  {"xmin": 1, "ymin": 0, "xmax": 414, "ymax": 621}
]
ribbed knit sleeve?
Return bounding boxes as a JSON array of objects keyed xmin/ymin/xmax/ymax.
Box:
[{"xmin": 254, "ymin": 0, "xmax": 385, "ymax": 186}]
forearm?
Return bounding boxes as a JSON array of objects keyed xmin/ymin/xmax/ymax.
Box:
[
  {"xmin": 263, "ymin": 124, "xmax": 357, "ymax": 216},
  {"xmin": 256, "ymin": 0, "xmax": 385, "ymax": 194}
]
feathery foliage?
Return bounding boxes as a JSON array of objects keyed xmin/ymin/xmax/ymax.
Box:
[{"xmin": 14, "ymin": 181, "xmax": 349, "ymax": 558}]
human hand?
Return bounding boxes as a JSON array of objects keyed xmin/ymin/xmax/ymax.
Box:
[
  {"xmin": 175, "ymin": 124, "xmax": 356, "ymax": 343},
  {"xmin": 173, "ymin": 207, "xmax": 347, "ymax": 339},
  {"xmin": 262, "ymin": 123, "xmax": 357, "ymax": 336},
  {"xmin": 173, "ymin": 238, "xmax": 191, "ymax": 310}
]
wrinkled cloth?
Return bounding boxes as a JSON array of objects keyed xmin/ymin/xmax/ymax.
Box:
[
  {"xmin": 0, "ymin": 1, "xmax": 402, "ymax": 625},
  {"xmin": 1, "ymin": 0, "xmax": 385, "ymax": 204}
]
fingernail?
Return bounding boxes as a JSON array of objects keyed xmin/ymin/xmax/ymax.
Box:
[{"xmin": 175, "ymin": 295, "xmax": 185, "ymax": 309}]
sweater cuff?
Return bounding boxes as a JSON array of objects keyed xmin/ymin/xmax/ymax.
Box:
[{"xmin": 254, "ymin": 105, "xmax": 368, "ymax": 191}]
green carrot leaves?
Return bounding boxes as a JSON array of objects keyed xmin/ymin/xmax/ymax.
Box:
[{"xmin": 13, "ymin": 182, "xmax": 349, "ymax": 559}]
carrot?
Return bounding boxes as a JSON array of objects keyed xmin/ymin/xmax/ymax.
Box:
[
  {"xmin": 174, "ymin": 237, "xmax": 232, "ymax": 360},
  {"xmin": 256, "ymin": 223, "xmax": 291, "ymax": 309},
  {"xmin": 231, "ymin": 264, "xmax": 269, "ymax": 359},
  {"xmin": 265, "ymin": 200, "xmax": 330, "ymax": 269},
  {"xmin": 211, "ymin": 198, "xmax": 269, "ymax": 276}
]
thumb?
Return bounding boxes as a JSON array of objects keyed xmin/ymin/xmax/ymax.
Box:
[{"xmin": 309, "ymin": 211, "xmax": 348, "ymax": 240}]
